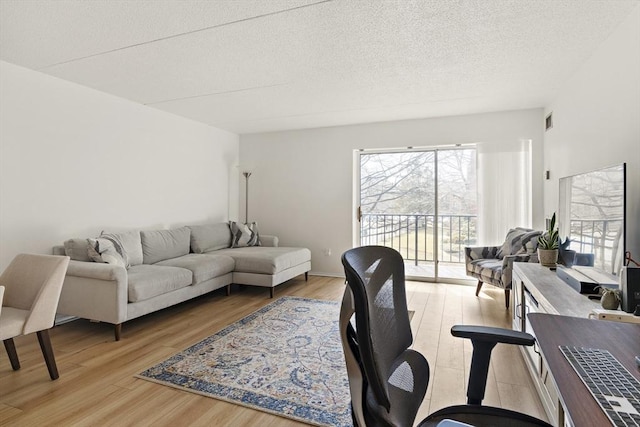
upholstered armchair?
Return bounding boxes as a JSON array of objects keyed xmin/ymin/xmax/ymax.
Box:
[
  {"xmin": 0, "ymin": 254, "xmax": 70, "ymax": 380},
  {"xmin": 465, "ymin": 228, "xmax": 542, "ymax": 309}
]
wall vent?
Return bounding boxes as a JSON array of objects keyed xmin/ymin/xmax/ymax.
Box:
[{"xmin": 545, "ymin": 113, "xmax": 553, "ymax": 130}]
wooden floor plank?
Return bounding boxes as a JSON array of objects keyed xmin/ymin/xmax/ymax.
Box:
[
  {"xmin": 0, "ymin": 275, "xmax": 546, "ymax": 425},
  {"xmin": 497, "ymin": 382, "xmax": 548, "ymax": 421},
  {"xmin": 427, "ymin": 366, "xmax": 467, "ymax": 414}
]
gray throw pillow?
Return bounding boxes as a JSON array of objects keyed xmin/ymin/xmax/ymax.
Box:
[
  {"xmin": 141, "ymin": 227, "xmax": 191, "ymax": 264},
  {"xmin": 63, "ymin": 238, "xmax": 93, "ymax": 262},
  {"xmin": 229, "ymin": 221, "xmax": 261, "ymax": 248},
  {"xmin": 87, "ymin": 238, "xmax": 127, "ymax": 268},
  {"xmin": 101, "ymin": 230, "xmax": 143, "ymax": 266}
]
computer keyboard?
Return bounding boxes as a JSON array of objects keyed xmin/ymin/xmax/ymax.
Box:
[{"xmin": 560, "ymin": 346, "xmax": 640, "ymax": 426}]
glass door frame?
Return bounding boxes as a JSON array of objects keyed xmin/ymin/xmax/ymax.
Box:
[{"xmin": 354, "ymin": 145, "xmax": 476, "ymax": 284}]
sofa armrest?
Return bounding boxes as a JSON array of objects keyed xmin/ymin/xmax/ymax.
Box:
[
  {"xmin": 464, "ymin": 245, "xmax": 500, "ymax": 262},
  {"xmin": 261, "ymin": 235, "xmax": 279, "ymax": 247},
  {"xmin": 66, "ymin": 260, "xmax": 127, "ymax": 281},
  {"xmin": 465, "ymin": 246, "xmax": 500, "ymax": 276},
  {"xmin": 451, "ymin": 325, "xmax": 534, "ymax": 346},
  {"xmin": 56, "ymin": 260, "xmax": 128, "ymax": 325}
]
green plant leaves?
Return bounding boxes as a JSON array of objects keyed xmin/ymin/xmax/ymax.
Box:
[{"xmin": 538, "ymin": 212, "xmax": 559, "ymax": 249}]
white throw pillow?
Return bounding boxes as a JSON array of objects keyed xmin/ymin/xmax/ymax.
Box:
[
  {"xmin": 87, "ymin": 238, "xmax": 127, "ymax": 268},
  {"xmin": 101, "ymin": 230, "xmax": 143, "ymax": 266}
]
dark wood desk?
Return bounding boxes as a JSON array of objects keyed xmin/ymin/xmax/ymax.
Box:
[{"xmin": 529, "ymin": 313, "xmax": 640, "ymax": 427}]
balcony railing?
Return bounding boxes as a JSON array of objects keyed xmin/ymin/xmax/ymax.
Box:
[{"xmin": 360, "ymin": 214, "xmax": 477, "ymax": 265}]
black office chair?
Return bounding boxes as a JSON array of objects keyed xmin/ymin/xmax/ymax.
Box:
[{"xmin": 340, "ymin": 246, "xmax": 553, "ymax": 427}]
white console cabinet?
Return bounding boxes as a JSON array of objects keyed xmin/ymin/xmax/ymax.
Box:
[{"xmin": 511, "ymin": 263, "xmax": 600, "ymax": 426}]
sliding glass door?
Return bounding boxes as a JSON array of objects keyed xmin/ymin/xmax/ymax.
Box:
[{"xmin": 357, "ymin": 147, "xmax": 477, "ymax": 281}]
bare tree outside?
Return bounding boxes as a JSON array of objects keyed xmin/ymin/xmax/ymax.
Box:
[
  {"xmin": 359, "ymin": 148, "xmax": 477, "ymax": 279},
  {"xmin": 360, "ymin": 151, "xmax": 435, "ymax": 214},
  {"xmin": 559, "ymin": 164, "xmax": 625, "ymax": 274}
]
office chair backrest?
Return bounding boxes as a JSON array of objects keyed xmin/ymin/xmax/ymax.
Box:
[
  {"xmin": 342, "ymin": 246, "xmax": 427, "ymax": 426},
  {"xmin": 342, "ymin": 247, "xmax": 552, "ymax": 427}
]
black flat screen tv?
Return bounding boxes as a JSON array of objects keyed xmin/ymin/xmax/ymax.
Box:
[{"xmin": 558, "ymin": 163, "xmax": 626, "ymax": 275}]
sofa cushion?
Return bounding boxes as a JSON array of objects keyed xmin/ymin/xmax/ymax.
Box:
[
  {"xmin": 87, "ymin": 238, "xmax": 127, "ymax": 268},
  {"xmin": 215, "ymin": 247, "xmax": 311, "ymax": 274},
  {"xmin": 155, "ymin": 254, "xmax": 235, "ymax": 284},
  {"xmin": 229, "ymin": 221, "xmax": 260, "ymax": 248},
  {"xmin": 469, "ymin": 259, "xmax": 503, "ymax": 286},
  {"xmin": 141, "ymin": 227, "xmax": 191, "ymax": 264},
  {"xmin": 63, "ymin": 238, "xmax": 93, "ymax": 262},
  {"xmin": 188, "ymin": 223, "xmax": 232, "ymax": 253},
  {"xmin": 127, "ymin": 264, "xmax": 192, "ymax": 302},
  {"xmin": 101, "ymin": 230, "xmax": 143, "ymax": 266}
]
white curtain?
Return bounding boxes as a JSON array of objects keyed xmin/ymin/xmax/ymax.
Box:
[
  {"xmin": 477, "ymin": 140, "xmax": 532, "ymax": 246},
  {"xmin": 558, "ymin": 176, "xmax": 572, "ymax": 238}
]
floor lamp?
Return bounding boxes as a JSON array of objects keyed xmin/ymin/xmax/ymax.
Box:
[{"xmin": 243, "ymin": 171, "xmax": 252, "ymax": 223}]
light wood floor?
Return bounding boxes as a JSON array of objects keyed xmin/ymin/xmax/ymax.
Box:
[{"xmin": 0, "ymin": 276, "xmax": 548, "ymax": 426}]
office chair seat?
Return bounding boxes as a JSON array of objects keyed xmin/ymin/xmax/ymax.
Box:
[
  {"xmin": 340, "ymin": 246, "xmax": 551, "ymax": 427},
  {"xmin": 419, "ymin": 405, "xmax": 552, "ymax": 426}
]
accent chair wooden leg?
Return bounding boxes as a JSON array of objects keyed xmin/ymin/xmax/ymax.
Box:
[
  {"xmin": 226, "ymin": 284, "xmax": 231, "ymax": 296},
  {"xmin": 475, "ymin": 280, "xmax": 483, "ymax": 296},
  {"xmin": 504, "ymin": 289, "xmax": 511, "ymax": 309},
  {"xmin": 269, "ymin": 288, "xmax": 274, "ymax": 298},
  {"xmin": 305, "ymin": 272, "xmax": 308, "ymax": 282},
  {"xmin": 114, "ymin": 324, "xmax": 122, "ymax": 341},
  {"xmin": 3, "ymin": 338, "xmax": 21, "ymax": 371},
  {"xmin": 36, "ymin": 330, "xmax": 59, "ymax": 380}
]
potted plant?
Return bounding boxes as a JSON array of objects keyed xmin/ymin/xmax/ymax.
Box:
[{"xmin": 538, "ymin": 213, "xmax": 559, "ymax": 267}]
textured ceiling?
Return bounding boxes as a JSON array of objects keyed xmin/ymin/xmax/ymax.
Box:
[{"xmin": 1, "ymin": 0, "xmax": 638, "ymax": 134}]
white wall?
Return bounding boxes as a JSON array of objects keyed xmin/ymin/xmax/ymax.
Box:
[
  {"xmin": 241, "ymin": 109, "xmax": 544, "ymax": 276},
  {"xmin": 543, "ymin": 5, "xmax": 640, "ymax": 261},
  {"xmin": 0, "ymin": 61, "xmax": 239, "ymax": 271}
]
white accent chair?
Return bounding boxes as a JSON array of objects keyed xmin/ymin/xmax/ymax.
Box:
[{"xmin": 0, "ymin": 254, "xmax": 70, "ymax": 380}]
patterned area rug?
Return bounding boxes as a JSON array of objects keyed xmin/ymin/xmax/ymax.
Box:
[{"xmin": 137, "ymin": 296, "xmax": 352, "ymax": 427}]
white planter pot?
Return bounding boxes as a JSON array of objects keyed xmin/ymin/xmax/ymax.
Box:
[{"xmin": 538, "ymin": 249, "xmax": 559, "ymax": 267}]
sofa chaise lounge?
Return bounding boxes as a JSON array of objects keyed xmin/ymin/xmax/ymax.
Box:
[{"xmin": 53, "ymin": 223, "xmax": 311, "ymax": 340}]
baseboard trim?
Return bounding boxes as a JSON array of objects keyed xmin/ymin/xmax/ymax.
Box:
[
  {"xmin": 54, "ymin": 314, "xmax": 78, "ymax": 326},
  {"xmin": 308, "ymin": 271, "xmax": 345, "ymax": 279}
]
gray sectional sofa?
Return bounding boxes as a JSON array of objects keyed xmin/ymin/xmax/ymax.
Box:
[{"xmin": 53, "ymin": 223, "xmax": 311, "ymax": 340}]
